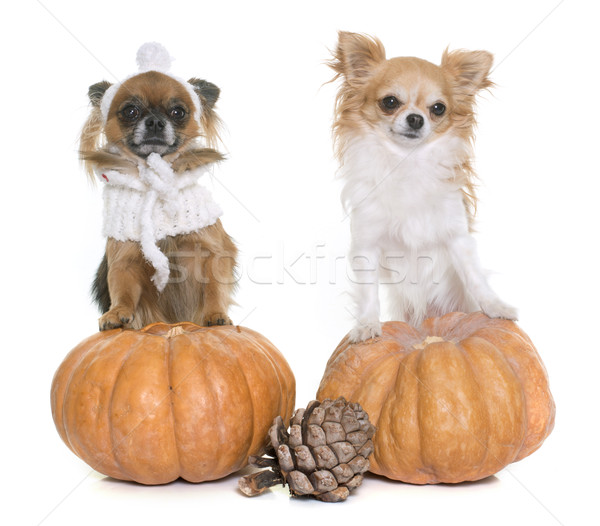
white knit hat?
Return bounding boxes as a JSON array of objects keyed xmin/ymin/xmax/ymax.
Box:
[{"xmin": 100, "ymin": 42, "xmax": 203, "ymax": 124}]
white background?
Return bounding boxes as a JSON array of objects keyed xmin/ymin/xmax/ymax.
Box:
[{"xmin": 1, "ymin": 0, "xmax": 597, "ymax": 524}]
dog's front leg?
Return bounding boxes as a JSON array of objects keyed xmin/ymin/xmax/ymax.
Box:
[
  {"xmin": 98, "ymin": 240, "xmax": 146, "ymax": 331},
  {"xmin": 448, "ymin": 235, "xmax": 518, "ymax": 320},
  {"xmin": 198, "ymin": 249, "xmax": 236, "ymax": 327},
  {"xmin": 186, "ymin": 223, "xmax": 238, "ymax": 327},
  {"xmin": 348, "ymin": 244, "xmax": 382, "ymax": 342}
]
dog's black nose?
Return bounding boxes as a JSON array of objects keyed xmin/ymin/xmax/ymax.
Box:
[
  {"xmin": 407, "ymin": 113, "xmax": 424, "ymax": 130},
  {"xmin": 145, "ymin": 116, "xmax": 166, "ymax": 132}
]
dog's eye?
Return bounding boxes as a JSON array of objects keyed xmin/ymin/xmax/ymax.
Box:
[
  {"xmin": 120, "ymin": 105, "xmax": 140, "ymax": 122},
  {"xmin": 431, "ymin": 103, "xmax": 446, "ymax": 116},
  {"xmin": 170, "ymin": 107, "xmax": 187, "ymax": 121},
  {"xmin": 380, "ymin": 96, "xmax": 401, "ymax": 113}
]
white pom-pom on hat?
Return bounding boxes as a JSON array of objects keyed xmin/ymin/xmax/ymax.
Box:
[
  {"xmin": 99, "ymin": 42, "xmax": 202, "ymax": 125},
  {"xmin": 136, "ymin": 42, "xmax": 173, "ymax": 73}
]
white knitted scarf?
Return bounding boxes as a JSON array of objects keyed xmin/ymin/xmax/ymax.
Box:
[{"xmin": 98, "ymin": 153, "xmax": 222, "ymax": 292}]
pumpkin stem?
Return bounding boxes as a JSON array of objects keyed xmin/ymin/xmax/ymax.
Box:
[
  {"xmin": 412, "ymin": 336, "xmax": 446, "ymax": 350},
  {"xmin": 166, "ymin": 326, "xmax": 186, "ymax": 338}
]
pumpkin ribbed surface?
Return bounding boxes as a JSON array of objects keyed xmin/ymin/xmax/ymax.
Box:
[
  {"xmin": 316, "ymin": 312, "xmax": 555, "ymax": 484},
  {"xmin": 51, "ymin": 323, "xmax": 296, "ymax": 485}
]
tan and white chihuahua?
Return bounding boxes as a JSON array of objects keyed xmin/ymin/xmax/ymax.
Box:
[{"xmin": 330, "ymin": 31, "xmax": 517, "ymax": 342}]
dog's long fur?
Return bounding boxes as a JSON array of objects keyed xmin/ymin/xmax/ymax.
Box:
[
  {"xmin": 330, "ymin": 32, "xmax": 516, "ymax": 342},
  {"xmin": 81, "ymin": 71, "xmax": 237, "ymax": 331}
]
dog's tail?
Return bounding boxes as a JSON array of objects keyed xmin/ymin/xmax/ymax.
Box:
[{"xmin": 91, "ymin": 253, "xmax": 110, "ymax": 314}]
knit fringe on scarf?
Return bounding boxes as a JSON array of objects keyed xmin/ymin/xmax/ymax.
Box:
[{"xmin": 99, "ymin": 152, "xmax": 222, "ymax": 292}]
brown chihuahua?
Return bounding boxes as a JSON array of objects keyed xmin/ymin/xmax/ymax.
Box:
[{"xmin": 80, "ymin": 43, "xmax": 237, "ymax": 331}]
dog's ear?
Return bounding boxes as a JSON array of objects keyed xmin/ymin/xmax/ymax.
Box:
[
  {"xmin": 188, "ymin": 78, "xmax": 220, "ymax": 109},
  {"xmin": 330, "ymin": 31, "xmax": 386, "ymax": 85},
  {"xmin": 80, "ymin": 81, "xmax": 112, "ymax": 181},
  {"xmin": 441, "ymin": 49, "xmax": 493, "ymax": 93},
  {"xmin": 188, "ymin": 78, "xmax": 222, "ymax": 149},
  {"xmin": 88, "ymin": 81, "xmax": 112, "ymax": 107}
]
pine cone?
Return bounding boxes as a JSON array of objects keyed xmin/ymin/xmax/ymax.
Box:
[{"xmin": 238, "ymin": 397, "xmax": 375, "ymax": 502}]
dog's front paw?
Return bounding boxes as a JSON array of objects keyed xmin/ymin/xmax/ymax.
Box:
[
  {"xmin": 204, "ymin": 312, "xmax": 232, "ymax": 327},
  {"xmin": 349, "ymin": 320, "xmax": 382, "ymax": 343},
  {"xmin": 480, "ymin": 299, "xmax": 518, "ymax": 321},
  {"xmin": 99, "ymin": 307, "xmax": 135, "ymax": 331}
]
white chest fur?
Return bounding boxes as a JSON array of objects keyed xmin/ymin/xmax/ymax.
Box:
[
  {"xmin": 341, "ymin": 129, "xmax": 481, "ymax": 328},
  {"xmin": 342, "ymin": 130, "xmax": 471, "ymax": 249}
]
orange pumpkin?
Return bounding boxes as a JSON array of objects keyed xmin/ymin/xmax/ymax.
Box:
[
  {"xmin": 51, "ymin": 323, "xmax": 296, "ymax": 485},
  {"xmin": 317, "ymin": 312, "xmax": 555, "ymax": 484}
]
